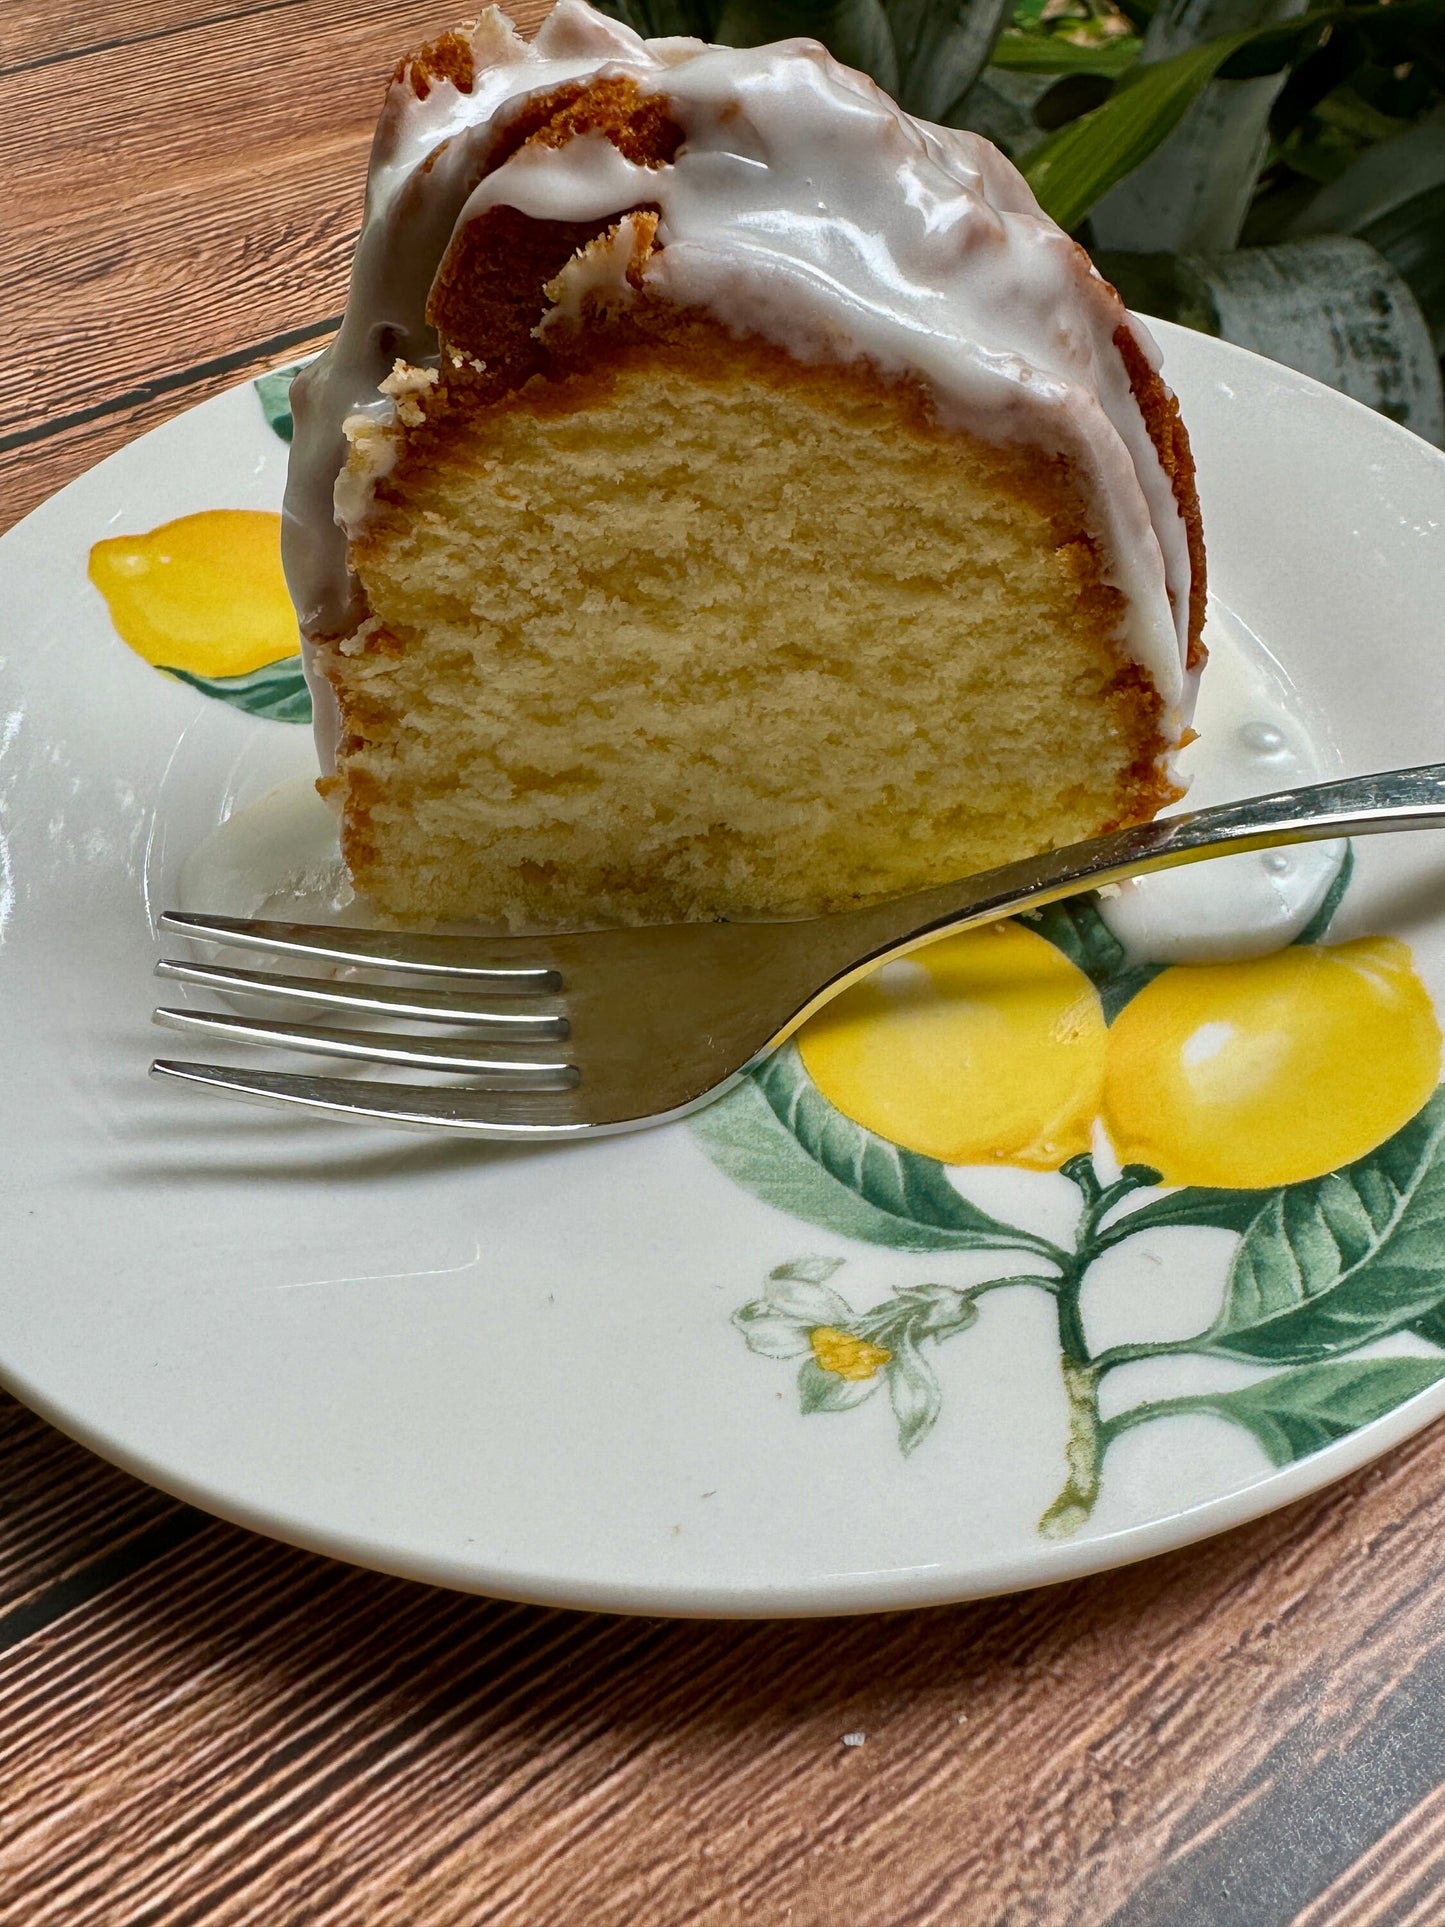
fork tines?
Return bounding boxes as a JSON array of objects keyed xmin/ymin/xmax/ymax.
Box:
[
  {"xmin": 157, "ymin": 910, "xmax": 561, "ymax": 985},
  {"xmin": 151, "ymin": 911, "xmax": 584, "ymax": 1131}
]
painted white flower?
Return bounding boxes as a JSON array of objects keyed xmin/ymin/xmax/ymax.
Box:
[{"xmin": 732, "ymin": 1259, "xmax": 978, "ymax": 1450}]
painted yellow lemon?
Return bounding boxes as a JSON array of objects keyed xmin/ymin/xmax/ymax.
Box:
[
  {"xmin": 88, "ymin": 509, "xmax": 298, "ymax": 680},
  {"xmin": 798, "ymin": 921, "xmax": 1107, "ymax": 1169},
  {"xmin": 1104, "ymin": 938, "xmax": 1442, "ymax": 1188}
]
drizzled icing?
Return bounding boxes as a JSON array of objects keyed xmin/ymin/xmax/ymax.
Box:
[{"xmin": 283, "ymin": 0, "xmax": 1198, "ymax": 765}]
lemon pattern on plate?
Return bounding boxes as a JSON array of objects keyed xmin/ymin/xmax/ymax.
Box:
[
  {"xmin": 798, "ymin": 923, "xmax": 1106, "ymax": 1170},
  {"xmin": 87, "ymin": 375, "xmax": 313, "ymax": 723},
  {"xmin": 700, "ymin": 868, "xmax": 1445, "ymax": 1539},
  {"xmin": 90, "ymin": 510, "xmax": 298, "ymax": 679},
  {"xmin": 1104, "ymin": 938, "xmax": 1441, "ymax": 1188}
]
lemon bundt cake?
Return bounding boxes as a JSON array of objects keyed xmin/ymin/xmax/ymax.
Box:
[{"xmin": 282, "ymin": 0, "xmax": 1206, "ymax": 928}]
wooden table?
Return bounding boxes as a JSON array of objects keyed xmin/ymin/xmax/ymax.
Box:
[{"xmin": 5, "ymin": 4, "xmax": 1445, "ymax": 1920}]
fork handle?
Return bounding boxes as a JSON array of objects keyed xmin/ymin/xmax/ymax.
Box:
[{"xmin": 828, "ymin": 761, "xmax": 1445, "ymax": 975}]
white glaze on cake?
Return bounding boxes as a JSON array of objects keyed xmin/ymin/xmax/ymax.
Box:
[{"xmin": 283, "ymin": 0, "xmax": 1199, "ymax": 769}]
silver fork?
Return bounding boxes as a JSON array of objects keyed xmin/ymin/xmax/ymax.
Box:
[{"xmin": 151, "ymin": 762, "xmax": 1445, "ymax": 1140}]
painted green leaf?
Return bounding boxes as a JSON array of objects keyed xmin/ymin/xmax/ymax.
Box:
[
  {"xmin": 1099, "ymin": 1182, "xmax": 1275, "ymax": 1245},
  {"xmin": 798, "ymin": 1356, "xmax": 881, "ymax": 1412},
  {"xmin": 1294, "ymin": 840, "xmax": 1354, "ymax": 947},
  {"xmin": 885, "ymin": 1321, "xmax": 944, "ymax": 1453},
  {"xmin": 885, "ymin": 1281, "xmax": 980, "ymax": 1340},
  {"xmin": 1205, "ymin": 1088, "xmax": 1445, "ymax": 1364},
  {"xmin": 1114, "ymin": 1355, "xmax": 1445, "ymax": 1464},
  {"xmin": 1025, "ymin": 896, "xmax": 1126, "ymax": 980},
  {"xmin": 692, "ymin": 1044, "xmax": 1052, "ymax": 1255},
  {"xmin": 161, "ymin": 656, "xmax": 313, "ymax": 725},
  {"xmin": 1409, "ymin": 1303, "xmax": 1445, "ymax": 1349},
  {"xmin": 254, "ymin": 364, "xmax": 306, "ymax": 443},
  {"xmin": 1024, "ymin": 897, "xmax": 1161, "ymax": 1021}
]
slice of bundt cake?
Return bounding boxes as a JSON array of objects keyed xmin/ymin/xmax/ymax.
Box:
[{"xmin": 283, "ymin": 0, "xmax": 1206, "ymax": 928}]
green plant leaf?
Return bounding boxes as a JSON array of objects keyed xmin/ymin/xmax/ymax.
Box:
[
  {"xmin": 1357, "ymin": 181, "xmax": 1445, "ymax": 358},
  {"xmin": 885, "ymin": 1321, "xmax": 945, "ymax": 1452},
  {"xmin": 1168, "ymin": 236, "xmax": 1444, "ymax": 444},
  {"xmin": 990, "ymin": 30, "xmax": 1142, "ymax": 75},
  {"xmin": 1289, "ymin": 126, "xmax": 1445, "ymax": 352},
  {"xmin": 1022, "ymin": 28, "xmax": 1262, "ymax": 230},
  {"xmin": 799, "ymin": 1356, "xmax": 882, "ymax": 1411},
  {"xmin": 254, "ymin": 365, "xmax": 305, "ymax": 442},
  {"xmin": 692, "ymin": 1044, "xmax": 1055, "ymax": 1255},
  {"xmin": 1289, "ymin": 120, "xmax": 1445, "ymax": 238},
  {"xmin": 1266, "ymin": 28, "xmax": 1370, "ymax": 149},
  {"xmin": 1111, "ymin": 1355, "xmax": 1445, "ymax": 1463},
  {"xmin": 885, "ymin": 0, "xmax": 1014, "ymax": 120},
  {"xmin": 1087, "ymin": 0, "xmax": 1317, "ymax": 255},
  {"xmin": 956, "ymin": 68, "xmax": 1056, "ymax": 159},
  {"xmin": 714, "ymin": 0, "xmax": 899, "ymax": 88},
  {"xmin": 1317, "ymin": 0, "xmax": 1445, "ymax": 74},
  {"xmin": 1204, "ymin": 1088, "xmax": 1445, "ymax": 1363},
  {"xmin": 1014, "ymin": 0, "xmax": 1445, "ymax": 230},
  {"xmin": 160, "ymin": 656, "xmax": 312, "ymax": 725},
  {"xmin": 613, "ymin": 0, "xmax": 720, "ymax": 34}
]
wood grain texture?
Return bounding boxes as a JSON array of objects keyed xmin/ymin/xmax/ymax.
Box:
[
  {"xmin": 0, "ymin": 1395, "xmax": 189, "ymax": 1626},
  {"xmin": 5, "ymin": 1389, "xmax": 1445, "ymax": 1925},
  {"xmin": 0, "ymin": 0, "xmax": 329, "ymax": 76},
  {"xmin": 5, "ymin": 2, "xmax": 1445, "ymax": 1922}
]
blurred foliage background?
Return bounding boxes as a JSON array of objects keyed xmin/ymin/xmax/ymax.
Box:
[{"xmin": 596, "ymin": 0, "xmax": 1445, "ymax": 443}]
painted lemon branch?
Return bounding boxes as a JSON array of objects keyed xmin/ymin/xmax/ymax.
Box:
[
  {"xmin": 707, "ymin": 874, "xmax": 1445, "ymax": 1542},
  {"xmin": 714, "ymin": 1049, "xmax": 1445, "ymax": 1539},
  {"xmin": 730, "ymin": 1105, "xmax": 1445, "ymax": 1540},
  {"xmin": 1025, "ymin": 1153, "xmax": 1261, "ymax": 1535},
  {"xmin": 1035, "ymin": 1154, "xmax": 1164, "ymax": 1537}
]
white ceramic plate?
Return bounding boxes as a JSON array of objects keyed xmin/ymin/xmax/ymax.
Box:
[{"xmin": 4, "ymin": 323, "xmax": 1445, "ymax": 1617}]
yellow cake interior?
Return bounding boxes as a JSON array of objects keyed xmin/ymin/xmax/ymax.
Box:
[{"xmin": 333, "ymin": 331, "xmax": 1169, "ymax": 927}]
